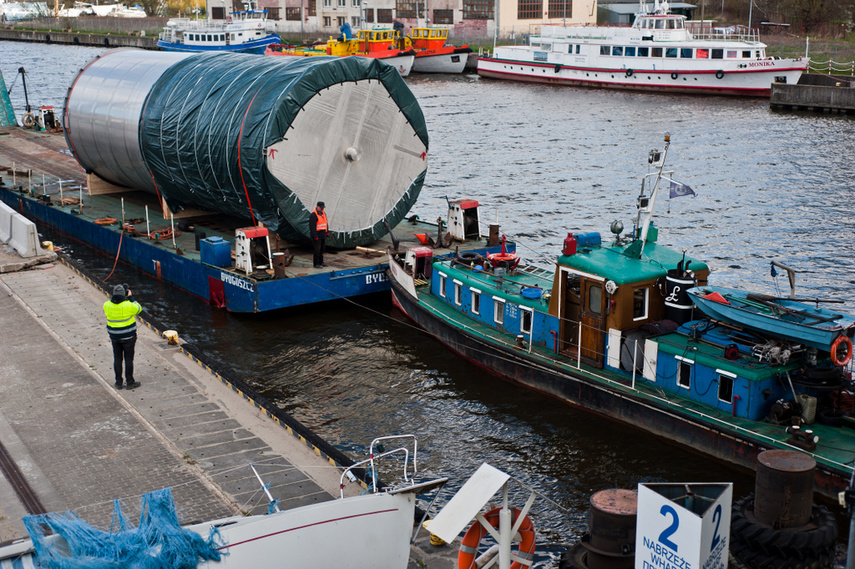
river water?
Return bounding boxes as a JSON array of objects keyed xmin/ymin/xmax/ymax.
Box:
[{"xmin": 4, "ymin": 42, "xmax": 855, "ymax": 564}]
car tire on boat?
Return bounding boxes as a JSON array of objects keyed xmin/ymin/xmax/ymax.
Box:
[
  {"xmin": 730, "ymin": 494, "xmax": 837, "ymax": 561},
  {"xmin": 716, "ymin": 69, "xmax": 725, "ymax": 79},
  {"xmin": 730, "ymin": 538, "xmax": 833, "ymax": 569},
  {"xmin": 625, "ymin": 68, "xmax": 633, "ymax": 77},
  {"xmin": 671, "ymin": 72, "xmax": 678, "ymax": 80},
  {"xmin": 456, "ymin": 251, "xmax": 483, "ymax": 265}
]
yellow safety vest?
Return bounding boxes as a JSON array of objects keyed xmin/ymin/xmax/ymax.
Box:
[{"xmin": 103, "ymin": 299, "xmax": 142, "ymax": 336}]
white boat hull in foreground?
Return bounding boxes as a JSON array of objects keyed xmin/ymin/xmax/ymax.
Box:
[
  {"xmin": 380, "ymin": 54, "xmax": 416, "ymax": 77},
  {"xmin": 412, "ymin": 51, "xmax": 469, "ymax": 73}
]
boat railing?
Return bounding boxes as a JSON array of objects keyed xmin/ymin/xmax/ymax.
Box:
[
  {"xmin": 690, "ymin": 25, "xmax": 760, "ymax": 43},
  {"xmin": 339, "ymin": 434, "xmax": 418, "ymax": 497}
]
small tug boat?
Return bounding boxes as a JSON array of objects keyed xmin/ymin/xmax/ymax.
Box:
[
  {"xmin": 388, "ymin": 133, "xmax": 855, "ymax": 499},
  {"xmin": 265, "ymin": 25, "xmax": 416, "ymax": 76},
  {"xmin": 406, "ymin": 26, "xmax": 473, "ymax": 73},
  {"xmin": 477, "ymin": 0, "xmax": 807, "ymax": 96}
]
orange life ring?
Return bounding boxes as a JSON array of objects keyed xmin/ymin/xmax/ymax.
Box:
[
  {"xmin": 458, "ymin": 507, "xmax": 535, "ymax": 569},
  {"xmin": 95, "ymin": 217, "xmax": 117, "ymax": 225},
  {"xmin": 487, "ymin": 252, "xmax": 520, "ymax": 271},
  {"xmin": 831, "ymin": 335, "xmax": 853, "ymax": 367}
]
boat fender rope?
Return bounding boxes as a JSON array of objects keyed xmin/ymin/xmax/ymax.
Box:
[
  {"xmin": 831, "ymin": 335, "xmax": 852, "ymax": 367},
  {"xmin": 457, "ymin": 507, "xmax": 535, "ymax": 569},
  {"xmin": 625, "ymin": 68, "xmax": 633, "ymax": 77},
  {"xmin": 671, "ymin": 72, "xmax": 678, "ymax": 80},
  {"xmin": 715, "ymin": 69, "xmax": 724, "ymax": 79}
]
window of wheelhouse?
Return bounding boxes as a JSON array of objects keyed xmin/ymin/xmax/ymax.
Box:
[
  {"xmin": 742, "ymin": 50, "xmax": 751, "ymax": 58},
  {"xmin": 493, "ymin": 297, "xmax": 505, "ymax": 325},
  {"xmin": 677, "ymin": 359, "xmax": 692, "ymax": 389},
  {"xmin": 471, "ymin": 288, "xmax": 481, "ymax": 315},
  {"xmin": 453, "ymin": 280, "xmax": 463, "ymax": 306},
  {"xmin": 717, "ymin": 370, "xmax": 735, "ymax": 403},
  {"xmin": 632, "ymin": 287, "xmax": 648, "ymax": 321},
  {"xmin": 438, "ymin": 272, "xmax": 447, "ymax": 298},
  {"xmin": 521, "ymin": 308, "xmax": 533, "ymax": 334},
  {"xmin": 588, "ymin": 285, "xmax": 602, "ymax": 314}
]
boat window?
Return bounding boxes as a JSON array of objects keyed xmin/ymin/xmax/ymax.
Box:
[
  {"xmin": 696, "ymin": 48, "xmax": 708, "ymax": 59},
  {"xmin": 568, "ymin": 44, "xmax": 573, "ymax": 54},
  {"xmin": 727, "ymin": 50, "xmax": 737, "ymax": 58},
  {"xmin": 642, "ymin": 18, "xmax": 649, "ymax": 28},
  {"xmin": 632, "ymin": 287, "xmax": 648, "ymax": 320},
  {"xmin": 521, "ymin": 308, "xmax": 533, "ymax": 334},
  {"xmin": 576, "ymin": 45, "xmax": 581, "ymax": 54},
  {"xmin": 718, "ymin": 373, "xmax": 734, "ymax": 404},
  {"xmin": 207, "ymin": 34, "xmax": 212, "ymax": 41},
  {"xmin": 681, "ymin": 48, "xmax": 692, "ymax": 58},
  {"xmin": 638, "ymin": 47, "xmax": 649, "ymax": 57},
  {"xmin": 612, "ymin": 46, "xmax": 623, "ymax": 56},
  {"xmin": 667, "ymin": 19, "xmax": 676, "ymax": 29},
  {"xmin": 651, "ymin": 47, "xmax": 663, "ymax": 57},
  {"xmin": 665, "ymin": 47, "xmax": 678, "ymax": 58},
  {"xmin": 542, "ymin": 43, "xmax": 552, "ymax": 51},
  {"xmin": 677, "ymin": 361, "xmax": 691, "ymax": 389},
  {"xmin": 676, "ymin": 19, "xmax": 684, "ymax": 29},
  {"xmin": 471, "ymin": 289, "xmax": 481, "ymax": 315},
  {"xmin": 221, "ymin": 34, "xmax": 226, "ymax": 41},
  {"xmin": 625, "ymin": 46, "xmax": 636, "ymax": 57},
  {"xmin": 588, "ymin": 285, "xmax": 602, "ymax": 315},
  {"xmin": 454, "ymin": 280, "xmax": 462, "ymax": 306},
  {"xmin": 756, "ymin": 50, "xmax": 763, "ymax": 57},
  {"xmin": 742, "ymin": 50, "xmax": 751, "ymax": 58},
  {"xmin": 600, "ymin": 45, "xmax": 610, "ymax": 56},
  {"xmin": 655, "ymin": 19, "xmax": 664, "ymax": 29},
  {"xmin": 711, "ymin": 48, "xmax": 723, "ymax": 59},
  {"xmin": 439, "ymin": 272, "xmax": 446, "ymax": 298},
  {"xmin": 493, "ymin": 298, "xmax": 505, "ymax": 325},
  {"xmin": 231, "ymin": 33, "xmax": 236, "ymax": 40}
]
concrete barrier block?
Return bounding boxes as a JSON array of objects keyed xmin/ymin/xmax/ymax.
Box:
[
  {"xmin": 0, "ymin": 200, "xmax": 14, "ymax": 244},
  {"xmin": 9, "ymin": 213, "xmax": 46, "ymax": 258}
]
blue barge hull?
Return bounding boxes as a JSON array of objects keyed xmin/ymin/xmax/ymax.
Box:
[{"xmin": 0, "ymin": 184, "xmax": 503, "ymax": 313}]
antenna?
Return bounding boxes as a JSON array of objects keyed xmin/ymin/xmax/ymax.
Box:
[{"xmin": 634, "ymin": 133, "xmax": 671, "ymax": 259}]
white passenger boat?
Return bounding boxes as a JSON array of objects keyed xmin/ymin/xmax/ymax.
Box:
[
  {"xmin": 477, "ymin": 0, "xmax": 808, "ymax": 96},
  {"xmin": 157, "ymin": 0, "xmax": 280, "ymax": 54}
]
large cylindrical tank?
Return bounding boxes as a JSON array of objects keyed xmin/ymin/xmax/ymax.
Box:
[{"xmin": 63, "ymin": 50, "xmax": 429, "ymax": 248}]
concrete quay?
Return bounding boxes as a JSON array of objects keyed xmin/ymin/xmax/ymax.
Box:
[
  {"xmin": 0, "ymin": 28, "xmax": 157, "ymax": 48},
  {"xmin": 0, "ymin": 245, "xmax": 457, "ymax": 568}
]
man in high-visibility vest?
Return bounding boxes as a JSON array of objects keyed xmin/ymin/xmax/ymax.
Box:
[
  {"xmin": 103, "ymin": 284, "xmax": 143, "ymax": 390},
  {"xmin": 309, "ymin": 201, "xmax": 329, "ymax": 268}
]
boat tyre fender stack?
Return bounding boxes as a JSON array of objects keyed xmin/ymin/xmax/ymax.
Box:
[
  {"xmin": 456, "ymin": 251, "xmax": 483, "ymax": 266},
  {"xmin": 729, "ymin": 493, "xmax": 837, "ymax": 569},
  {"xmin": 458, "ymin": 507, "xmax": 535, "ymax": 569},
  {"xmin": 830, "ymin": 334, "xmax": 852, "ymax": 367}
]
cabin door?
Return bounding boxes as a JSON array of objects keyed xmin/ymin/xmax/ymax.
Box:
[{"xmin": 579, "ymin": 278, "xmax": 606, "ymax": 368}]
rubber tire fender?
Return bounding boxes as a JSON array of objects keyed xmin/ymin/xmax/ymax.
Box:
[
  {"xmin": 715, "ymin": 69, "xmax": 725, "ymax": 79},
  {"xmin": 670, "ymin": 71, "xmax": 679, "ymax": 80},
  {"xmin": 22, "ymin": 113, "xmax": 35, "ymax": 128},
  {"xmin": 730, "ymin": 494, "xmax": 837, "ymax": 560},
  {"xmin": 456, "ymin": 251, "xmax": 483, "ymax": 265},
  {"xmin": 625, "ymin": 68, "xmax": 633, "ymax": 77}
]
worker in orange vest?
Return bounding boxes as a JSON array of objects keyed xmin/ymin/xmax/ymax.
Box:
[{"xmin": 309, "ymin": 201, "xmax": 329, "ymax": 268}]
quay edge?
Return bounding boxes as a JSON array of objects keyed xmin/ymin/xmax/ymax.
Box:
[{"xmin": 0, "ymin": 28, "xmax": 157, "ymax": 48}]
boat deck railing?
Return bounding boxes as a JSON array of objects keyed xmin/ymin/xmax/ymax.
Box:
[{"xmin": 689, "ymin": 25, "xmax": 760, "ymax": 43}]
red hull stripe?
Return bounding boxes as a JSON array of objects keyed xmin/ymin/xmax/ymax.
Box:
[{"xmin": 217, "ymin": 507, "xmax": 401, "ymax": 550}]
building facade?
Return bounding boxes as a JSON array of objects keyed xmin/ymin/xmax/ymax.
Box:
[{"xmin": 210, "ymin": 0, "xmax": 596, "ymax": 40}]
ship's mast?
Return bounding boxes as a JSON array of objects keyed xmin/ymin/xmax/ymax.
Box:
[{"xmin": 633, "ymin": 133, "xmax": 671, "ymax": 259}]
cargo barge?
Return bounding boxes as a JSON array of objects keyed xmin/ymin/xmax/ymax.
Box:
[{"xmin": 0, "ymin": 50, "xmax": 505, "ymax": 311}]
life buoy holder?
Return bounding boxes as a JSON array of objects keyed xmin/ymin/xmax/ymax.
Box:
[
  {"xmin": 488, "ymin": 252, "xmax": 520, "ymax": 271},
  {"xmin": 22, "ymin": 113, "xmax": 35, "ymax": 128},
  {"xmin": 831, "ymin": 335, "xmax": 853, "ymax": 367},
  {"xmin": 458, "ymin": 507, "xmax": 535, "ymax": 569},
  {"xmin": 670, "ymin": 72, "xmax": 678, "ymax": 80},
  {"xmin": 715, "ymin": 69, "xmax": 724, "ymax": 79},
  {"xmin": 625, "ymin": 68, "xmax": 633, "ymax": 77}
]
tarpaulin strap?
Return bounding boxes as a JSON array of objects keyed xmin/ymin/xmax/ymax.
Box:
[{"xmin": 237, "ymin": 90, "xmax": 260, "ymax": 226}]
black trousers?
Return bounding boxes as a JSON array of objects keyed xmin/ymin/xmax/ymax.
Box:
[
  {"xmin": 111, "ymin": 335, "xmax": 136, "ymax": 385},
  {"xmin": 313, "ymin": 238, "xmax": 326, "ymax": 266}
]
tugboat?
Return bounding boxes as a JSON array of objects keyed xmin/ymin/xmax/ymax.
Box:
[{"xmin": 387, "ymin": 133, "xmax": 855, "ymax": 499}]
